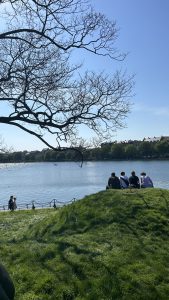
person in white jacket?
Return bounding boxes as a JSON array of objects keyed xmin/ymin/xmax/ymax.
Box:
[{"xmin": 119, "ymin": 171, "xmax": 129, "ymax": 189}]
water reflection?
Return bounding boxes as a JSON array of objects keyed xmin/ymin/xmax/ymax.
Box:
[{"xmin": 0, "ymin": 161, "xmax": 168, "ymax": 205}]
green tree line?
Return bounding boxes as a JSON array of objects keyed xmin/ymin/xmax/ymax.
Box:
[{"xmin": 0, "ymin": 139, "xmax": 169, "ymax": 163}]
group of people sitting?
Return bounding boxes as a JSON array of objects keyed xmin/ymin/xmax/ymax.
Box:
[
  {"xmin": 107, "ymin": 171, "xmax": 154, "ymax": 189},
  {"xmin": 8, "ymin": 195, "xmax": 17, "ymax": 211}
]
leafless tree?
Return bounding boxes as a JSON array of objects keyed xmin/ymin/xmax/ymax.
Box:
[
  {"xmin": 0, "ymin": 0, "xmax": 133, "ymax": 151},
  {"xmin": 0, "ymin": 134, "xmax": 13, "ymax": 153}
]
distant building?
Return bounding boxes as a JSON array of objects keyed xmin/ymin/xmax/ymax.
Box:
[
  {"xmin": 101, "ymin": 142, "xmax": 114, "ymax": 148},
  {"xmin": 161, "ymin": 136, "xmax": 169, "ymax": 141},
  {"xmin": 143, "ymin": 136, "xmax": 169, "ymax": 142},
  {"xmin": 100, "ymin": 136, "xmax": 169, "ymax": 147},
  {"xmin": 143, "ymin": 136, "xmax": 161, "ymax": 142}
]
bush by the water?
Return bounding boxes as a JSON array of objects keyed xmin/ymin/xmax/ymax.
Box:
[{"xmin": 1, "ymin": 188, "xmax": 169, "ymax": 299}]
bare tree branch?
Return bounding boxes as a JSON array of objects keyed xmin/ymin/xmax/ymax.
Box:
[{"xmin": 0, "ymin": 0, "xmax": 133, "ymax": 152}]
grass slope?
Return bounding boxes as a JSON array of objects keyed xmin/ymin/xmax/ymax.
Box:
[{"xmin": 1, "ymin": 188, "xmax": 169, "ymax": 300}]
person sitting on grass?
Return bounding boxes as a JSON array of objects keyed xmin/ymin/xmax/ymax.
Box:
[
  {"xmin": 140, "ymin": 172, "xmax": 154, "ymax": 188},
  {"xmin": 119, "ymin": 171, "xmax": 129, "ymax": 189},
  {"xmin": 129, "ymin": 171, "xmax": 140, "ymax": 188},
  {"xmin": 107, "ymin": 172, "xmax": 121, "ymax": 189}
]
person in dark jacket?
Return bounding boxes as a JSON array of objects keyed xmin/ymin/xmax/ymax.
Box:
[
  {"xmin": 129, "ymin": 171, "xmax": 140, "ymax": 188},
  {"xmin": 107, "ymin": 172, "xmax": 121, "ymax": 189},
  {"xmin": 8, "ymin": 196, "xmax": 14, "ymax": 211},
  {"xmin": 0, "ymin": 264, "xmax": 15, "ymax": 300}
]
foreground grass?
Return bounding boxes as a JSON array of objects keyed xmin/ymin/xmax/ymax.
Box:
[{"xmin": 1, "ymin": 188, "xmax": 169, "ymax": 299}]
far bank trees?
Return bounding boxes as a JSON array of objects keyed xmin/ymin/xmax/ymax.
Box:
[{"xmin": 0, "ymin": 140, "xmax": 169, "ymax": 163}]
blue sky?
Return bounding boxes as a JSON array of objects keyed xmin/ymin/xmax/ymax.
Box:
[
  {"xmin": 91, "ymin": 0, "xmax": 169, "ymax": 141},
  {"xmin": 0, "ymin": 0, "xmax": 169, "ymax": 150}
]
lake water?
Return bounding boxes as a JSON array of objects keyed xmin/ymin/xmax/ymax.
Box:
[{"xmin": 0, "ymin": 161, "xmax": 169, "ymax": 206}]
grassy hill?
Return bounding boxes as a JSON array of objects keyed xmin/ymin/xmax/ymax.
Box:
[{"xmin": 1, "ymin": 188, "xmax": 169, "ymax": 300}]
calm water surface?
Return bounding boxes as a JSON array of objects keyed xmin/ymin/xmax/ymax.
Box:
[{"xmin": 0, "ymin": 161, "xmax": 168, "ymax": 206}]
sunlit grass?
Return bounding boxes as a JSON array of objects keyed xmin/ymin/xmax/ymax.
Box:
[{"xmin": 1, "ymin": 188, "xmax": 169, "ymax": 299}]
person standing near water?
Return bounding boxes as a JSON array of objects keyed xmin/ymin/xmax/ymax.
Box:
[
  {"xmin": 8, "ymin": 196, "xmax": 14, "ymax": 211},
  {"xmin": 8, "ymin": 196, "xmax": 17, "ymax": 211},
  {"xmin": 13, "ymin": 197, "xmax": 17, "ymax": 210}
]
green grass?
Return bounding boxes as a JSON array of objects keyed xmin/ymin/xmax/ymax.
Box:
[{"xmin": 1, "ymin": 188, "xmax": 169, "ymax": 299}]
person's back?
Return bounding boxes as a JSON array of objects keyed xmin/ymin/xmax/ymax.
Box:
[
  {"xmin": 140, "ymin": 172, "xmax": 153, "ymax": 188},
  {"xmin": 108, "ymin": 172, "xmax": 121, "ymax": 189},
  {"xmin": 8, "ymin": 196, "xmax": 13, "ymax": 211},
  {"xmin": 119, "ymin": 171, "xmax": 129, "ymax": 189},
  {"xmin": 129, "ymin": 171, "xmax": 140, "ymax": 188},
  {"xmin": 0, "ymin": 264, "xmax": 15, "ymax": 300}
]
